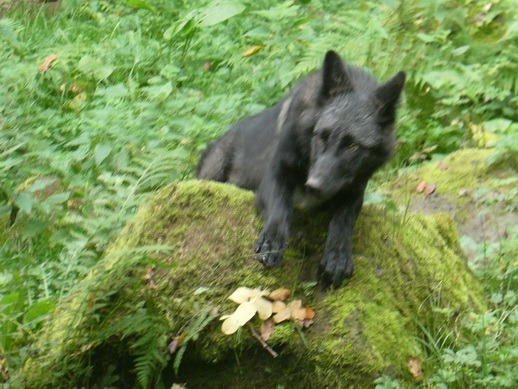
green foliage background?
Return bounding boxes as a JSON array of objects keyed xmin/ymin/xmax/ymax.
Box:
[{"xmin": 0, "ymin": 0, "xmax": 516, "ymax": 386}]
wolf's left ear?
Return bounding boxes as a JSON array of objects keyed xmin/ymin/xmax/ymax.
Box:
[
  {"xmin": 321, "ymin": 51, "xmax": 351, "ymax": 99},
  {"xmin": 375, "ymin": 71, "xmax": 406, "ymax": 124}
]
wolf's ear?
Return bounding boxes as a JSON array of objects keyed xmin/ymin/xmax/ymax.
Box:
[
  {"xmin": 321, "ymin": 51, "xmax": 351, "ymax": 99},
  {"xmin": 375, "ymin": 71, "xmax": 406, "ymax": 124}
]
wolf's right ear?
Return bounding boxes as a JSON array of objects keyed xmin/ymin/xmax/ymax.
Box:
[
  {"xmin": 375, "ymin": 71, "xmax": 406, "ymax": 124},
  {"xmin": 321, "ymin": 51, "xmax": 351, "ymax": 99}
]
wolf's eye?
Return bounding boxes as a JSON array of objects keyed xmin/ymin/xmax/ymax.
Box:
[
  {"xmin": 339, "ymin": 137, "xmax": 358, "ymax": 151},
  {"xmin": 347, "ymin": 143, "xmax": 358, "ymax": 152}
]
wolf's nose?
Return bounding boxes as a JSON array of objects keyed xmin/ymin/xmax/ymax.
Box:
[{"xmin": 305, "ymin": 177, "xmax": 323, "ymax": 194}]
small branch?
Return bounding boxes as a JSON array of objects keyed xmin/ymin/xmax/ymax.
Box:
[{"xmin": 246, "ymin": 322, "xmax": 278, "ymax": 358}]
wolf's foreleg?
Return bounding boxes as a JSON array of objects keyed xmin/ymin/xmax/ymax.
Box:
[{"xmin": 319, "ymin": 183, "xmax": 366, "ymax": 288}]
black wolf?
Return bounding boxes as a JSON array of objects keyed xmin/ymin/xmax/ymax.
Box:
[{"xmin": 197, "ymin": 51, "xmax": 405, "ymax": 288}]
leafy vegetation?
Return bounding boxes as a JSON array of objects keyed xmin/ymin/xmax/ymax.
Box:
[{"xmin": 0, "ymin": 0, "xmax": 516, "ymax": 386}]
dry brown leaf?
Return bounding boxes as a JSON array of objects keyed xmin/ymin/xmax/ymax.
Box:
[
  {"xmin": 272, "ymin": 300, "xmax": 286, "ymax": 313},
  {"xmin": 290, "ymin": 300, "xmax": 307, "ymax": 321},
  {"xmin": 143, "ymin": 267, "xmax": 158, "ymax": 289},
  {"xmin": 209, "ymin": 307, "xmax": 220, "ymax": 316},
  {"xmin": 143, "ymin": 267, "xmax": 153, "ymax": 280},
  {"xmin": 407, "ymin": 356, "xmax": 424, "ymax": 382},
  {"xmin": 300, "ymin": 319, "xmax": 314, "ymax": 328},
  {"xmin": 305, "ymin": 307, "xmax": 315, "ymax": 320},
  {"xmin": 425, "ymin": 183, "xmax": 437, "ymax": 196},
  {"xmin": 269, "ymin": 288, "xmax": 291, "ymax": 301},
  {"xmin": 272, "ymin": 306, "xmax": 291, "ymax": 324},
  {"xmin": 167, "ymin": 334, "xmax": 186, "ymax": 354},
  {"xmin": 260, "ymin": 319, "xmax": 276, "ymax": 342},
  {"xmin": 272, "ymin": 300, "xmax": 311, "ymax": 323},
  {"xmin": 38, "ymin": 54, "xmax": 57, "ymax": 73},
  {"xmin": 437, "ymin": 161, "xmax": 448, "ymax": 170},
  {"xmin": 416, "ymin": 181, "xmax": 427, "ymax": 193},
  {"xmin": 242, "ymin": 45, "xmax": 264, "ymax": 57}
]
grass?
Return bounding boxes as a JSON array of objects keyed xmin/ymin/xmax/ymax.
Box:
[{"xmin": 0, "ymin": 0, "xmax": 517, "ymax": 386}]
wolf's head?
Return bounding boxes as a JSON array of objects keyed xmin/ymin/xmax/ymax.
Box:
[{"xmin": 305, "ymin": 51, "xmax": 405, "ymax": 199}]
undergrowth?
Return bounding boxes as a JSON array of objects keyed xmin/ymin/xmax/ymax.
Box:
[{"xmin": 0, "ymin": 0, "xmax": 516, "ymax": 386}]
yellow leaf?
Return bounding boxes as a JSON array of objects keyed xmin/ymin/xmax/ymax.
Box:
[
  {"xmin": 221, "ymin": 300, "xmax": 257, "ymax": 335},
  {"xmin": 253, "ymin": 296, "xmax": 273, "ymax": 320},
  {"xmin": 242, "ymin": 45, "xmax": 263, "ymax": 57},
  {"xmin": 228, "ymin": 287, "xmax": 268, "ymax": 304}
]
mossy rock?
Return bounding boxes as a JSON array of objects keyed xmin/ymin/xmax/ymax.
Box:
[
  {"xmin": 14, "ymin": 180, "xmax": 484, "ymax": 388},
  {"xmin": 387, "ymin": 148, "xmax": 517, "ymax": 257}
]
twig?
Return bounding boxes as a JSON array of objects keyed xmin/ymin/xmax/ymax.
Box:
[{"xmin": 246, "ymin": 322, "xmax": 278, "ymax": 358}]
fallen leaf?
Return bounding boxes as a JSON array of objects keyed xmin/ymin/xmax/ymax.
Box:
[
  {"xmin": 437, "ymin": 161, "xmax": 448, "ymax": 170},
  {"xmin": 203, "ymin": 62, "xmax": 212, "ymax": 71},
  {"xmin": 269, "ymin": 288, "xmax": 291, "ymax": 301},
  {"xmin": 228, "ymin": 287, "xmax": 269, "ymax": 304},
  {"xmin": 209, "ymin": 307, "xmax": 220, "ymax": 316},
  {"xmin": 407, "ymin": 356, "xmax": 424, "ymax": 382},
  {"xmin": 422, "ymin": 145, "xmax": 437, "ymax": 154},
  {"xmin": 38, "ymin": 54, "xmax": 57, "ymax": 73},
  {"xmin": 143, "ymin": 267, "xmax": 153, "ymax": 280},
  {"xmin": 143, "ymin": 267, "xmax": 158, "ymax": 289},
  {"xmin": 290, "ymin": 300, "xmax": 307, "ymax": 321},
  {"xmin": 167, "ymin": 334, "xmax": 186, "ymax": 354},
  {"xmin": 425, "ymin": 183, "xmax": 437, "ymax": 196},
  {"xmin": 305, "ymin": 307, "xmax": 315, "ymax": 320},
  {"xmin": 272, "ymin": 300, "xmax": 286, "ymax": 313},
  {"xmin": 272, "ymin": 300, "xmax": 306, "ymax": 323},
  {"xmin": 272, "ymin": 306, "xmax": 291, "ymax": 324},
  {"xmin": 221, "ymin": 300, "xmax": 258, "ymax": 335},
  {"xmin": 300, "ymin": 319, "xmax": 314, "ymax": 328},
  {"xmin": 416, "ymin": 181, "xmax": 427, "ymax": 193},
  {"xmin": 242, "ymin": 45, "xmax": 264, "ymax": 57},
  {"xmin": 254, "ymin": 296, "xmax": 273, "ymax": 320},
  {"xmin": 260, "ymin": 319, "xmax": 276, "ymax": 341}
]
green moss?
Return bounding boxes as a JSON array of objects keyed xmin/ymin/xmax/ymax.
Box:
[
  {"xmin": 14, "ymin": 180, "xmax": 484, "ymax": 388},
  {"xmin": 390, "ymin": 149, "xmax": 493, "ymax": 197}
]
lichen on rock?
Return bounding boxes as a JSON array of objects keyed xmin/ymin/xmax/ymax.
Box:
[{"xmin": 14, "ymin": 180, "xmax": 484, "ymax": 388}]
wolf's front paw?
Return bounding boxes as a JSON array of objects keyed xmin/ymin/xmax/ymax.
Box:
[
  {"xmin": 254, "ymin": 229, "xmax": 285, "ymax": 268},
  {"xmin": 319, "ymin": 250, "xmax": 354, "ymax": 288}
]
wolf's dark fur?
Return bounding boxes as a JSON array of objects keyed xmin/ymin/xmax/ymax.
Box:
[{"xmin": 198, "ymin": 51, "xmax": 405, "ymax": 287}]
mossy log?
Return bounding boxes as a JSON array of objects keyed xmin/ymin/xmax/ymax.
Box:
[{"xmin": 14, "ymin": 180, "xmax": 484, "ymax": 388}]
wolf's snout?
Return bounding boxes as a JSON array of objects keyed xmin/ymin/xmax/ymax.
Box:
[{"xmin": 305, "ymin": 177, "xmax": 324, "ymax": 194}]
